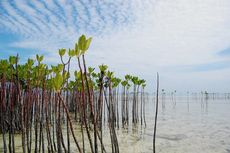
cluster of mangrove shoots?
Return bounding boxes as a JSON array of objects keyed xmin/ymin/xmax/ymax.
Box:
[{"xmin": 0, "ymin": 35, "xmax": 148, "ymax": 153}]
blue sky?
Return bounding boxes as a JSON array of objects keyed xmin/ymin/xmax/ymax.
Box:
[{"xmin": 1, "ymin": 0, "xmax": 230, "ymax": 92}]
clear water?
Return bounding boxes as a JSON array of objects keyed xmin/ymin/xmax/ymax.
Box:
[{"xmin": 1, "ymin": 95, "xmax": 230, "ymax": 153}]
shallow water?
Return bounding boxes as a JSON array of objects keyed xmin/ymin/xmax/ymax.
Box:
[{"xmin": 1, "ymin": 95, "xmax": 230, "ymax": 153}]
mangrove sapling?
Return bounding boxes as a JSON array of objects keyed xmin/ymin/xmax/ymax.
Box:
[
  {"xmin": 59, "ymin": 49, "xmax": 70, "ymax": 152},
  {"xmin": 121, "ymin": 79, "xmax": 131, "ymax": 127},
  {"xmin": 121, "ymin": 80, "xmax": 128, "ymax": 128},
  {"xmin": 153, "ymin": 73, "xmax": 159, "ymax": 153},
  {"xmin": 52, "ymin": 69, "xmax": 82, "ymax": 152},
  {"xmin": 11, "ymin": 57, "xmax": 27, "ymax": 153},
  {"xmin": 23, "ymin": 58, "xmax": 34, "ymax": 153},
  {"xmin": 52, "ymin": 65, "xmax": 67, "ymax": 153},
  {"xmin": 121, "ymin": 81, "xmax": 125, "ymax": 128},
  {"xmin": 33, "ymin": 54, "xmax": 44, "ymax": 153},
  {"xmin": 136, "ymin": 78, "xmax": 145, "ymax": 125},
  {"xmin": 131, "ymin": 76, "xmax": 139, "ymax": 125},
  {"xmin": 107, "ymin": 72, "xmax": 119, "ymax": 153},
  {"xmin": 38, "ymin": 67, "xmax": 48, "ymax": 153},
  {"xmin": 97, "ymin": 64, "xmax": 107, "ymax": 123},
  {"xmin": 59, "ymin": 48, "xmax": 75, "ymax": 153},
  {"xmin": 121, "ymin": 80, "xmax": 127, "ymax": 128},
  {"xmin": 111, "ymin": 77, "xmax": 121, "ymax": 129},
  {"xmin": 79, "ymin": 35, "xmax": 99, "ymax": 153},
  {"xmin": 139, "ymin": 80, "xmax": 146, "ymax": 127},
  {"xmin": 8, "ymin": 56, "xmax": 17, "ymax": 153},
  {"xmin": 54, "ymin": 65, "xmax": 70, "ymax": 152},
  {"xmin": 75, "ymin": 38, "xmax": 94, "ymax": 153},
  {"xmin": 141, "ymin": 82, "xmax": 147, "ymax": 127},
  {"xmin": 97, "ymin": 64, "xmax": 108, "ymax": 153}
]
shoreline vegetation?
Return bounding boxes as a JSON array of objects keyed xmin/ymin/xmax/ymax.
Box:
[{"xmin": 0, "ymin": 35, "xmax": 149, "ymax": 153}]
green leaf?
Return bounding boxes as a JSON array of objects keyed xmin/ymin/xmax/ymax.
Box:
[
  {"xmin": 57, "ymin": 64, "xmax": 64, "ymax": 72},
  {"xmin": 59, "ymin": 48, "xmax": 66, "ymax": 57},
  {"xmin": 88, "ymin": 67, "xmax": 95, "ymax": 73},
  {"xmin": 36, "ymin": 54, "xmax": 39, "ymax": 61},
  {"xmin": 74, "ymin": 71, "xmax": 78, "ymax": 78},
  {"xmin": 27, "ymin": 59, "xmax": 34, "ymax": 67},
  {"xmin": 68, "ymin": 49, "xmax": 75, "ymax": 57},
  {"xmin": 92, "ymin": 72, "xmax": 98, "ymax": 78},
  {"xmin": 9, "ymin": 56, "xmax": 16, "ymax": 65},
  {"xmin": 125, "ymin": 74, "xmax": 132, "ymax": 80},
  {"xmin": 0, "ymin": 60, "xmax": 9, "ymax": 72},
  {"xmin": 53, "ymin": 73, "xmax": 63, "ymax": 91},
  {"xmin": 78, "ymin": 35, "xmax": 86, "ymax": 51},
  {"xmin": 86, "ymin": 37, "xmax": 92, "ymax": 50},
  {"xmin": 107, "ymin": 71, "xmax": 114, "ymax": 79},
  {"xmin": 121, "ymin": 80, "xmax": 128, "ymax": 87},
  {"xmin": 99, "ymin": 64, "xmax": 108, "ymax": 72},
  {"xmin": 40, "ymin": 55, "xmax": 44, "ymax": 61},
  {"xmin": 75, "ymin": 43, "xmax": 80, "ymax": 57},
  {"xmin": 36, "ymin": 54, "xmax": 44, "ymax": 63},
  {"xmin": 131, "ymin": 76, "xmax": 139, "ymax": 84}
]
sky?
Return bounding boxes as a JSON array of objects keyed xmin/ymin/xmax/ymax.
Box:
[{"xmin": 0, "ymin": 0, "xmax": 230, "ymax": 93}]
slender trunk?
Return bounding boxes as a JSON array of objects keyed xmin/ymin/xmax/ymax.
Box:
[
  {"xmin": 58, "ymin": 93, "xmax": 82, "ymax": 153},
  {"xmin": 143, "ymin": 90, "xmax": 146, "ymax": 127},
  {"xmin": 66, "ymin": 62, "xmax": 71, "ymax": 153},
  {"xmin": 45, "ymin": 97, "xmax": 53, "ymax": 153},
  {"xmin": 116, "ymin": 87, "xmax": 119, "ymax": 129},
  {"xmin": 141, "ymin": 87, "xmax": 143, "ymax": 126},
  {"xmin": 153, "ymin": 73, "xmax": 159, "ymax": 153},
  {"xmin": 82, "ymin": 55, "xmax": 98, "ymax": 153},
  {"xmin": 52, "ymin": 93, "xmax": 57, "ymax": 152},
  {"xmin": 34, "ymin": 91, "xmax": 39, "ymax": 153},
  {"xmin": 56, "ymin": 93, "xmax": 62, "ymax": 153},
  {"xmin": 0, "ymin": 76, "xmax": 7, "ymax": 153}
]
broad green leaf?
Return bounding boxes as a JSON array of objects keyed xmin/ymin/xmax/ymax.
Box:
[
  {"xmin": 85, "ymin": 37, "xmax": 92, "ymax": 51},
  {"xmin": 68, "ymin": 49, "xmax": 75, "ymax": 57},
  {"xmin": 27, "ymin": 59, "xmax": 34, "ymax": 67},
  {"xmin": 78, "ymin": 35, "xmax": 86, "ymax": 51},
  {"xmin": 75, "ymin": 43, "xmax": 80, "ymax": 57},
  {"xmin": 59, "ymin": 48, "xmax": 66, "ymax": 57},
  {"xmin": 82, "ymin": 37, "xmax": 92, "ymax": 54},
  {"xmin": 99, "ymin": 64, "xmax": 108, "ymax": 72},
  {"xmin": 0, "ymin": 60, "xmax": 8, "ymax": 71},
  {"xmin": 53, "ymin": 73, "xmax": 63, "ymax": 91},
  {"xmin": 36, "ymin": 54, "xmax": 39, "ymax": 61},
  {"xmin": 36, "ymin": 55, "xmax": 44, "ymax": 63},
  {"xmin": 88, "ymin": 67, "xmax": 95, "ymax": 73},
  {"xmin": 107, "ymin": 71, "xmax": 114, "ymax": 79}
]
